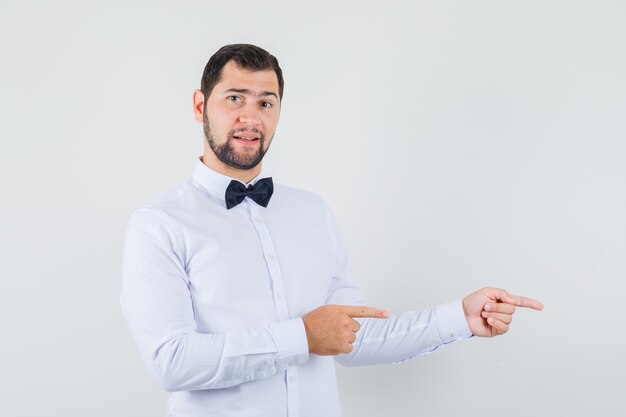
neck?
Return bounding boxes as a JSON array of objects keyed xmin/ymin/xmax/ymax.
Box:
[{"xmin": 201, "ymin": 151, "xmax": 262, "ymax": 184}]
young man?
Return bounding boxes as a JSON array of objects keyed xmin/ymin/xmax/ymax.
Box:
[{"xmin": 120, "ymin": 44, "xmax": 543, "ymax": 417}]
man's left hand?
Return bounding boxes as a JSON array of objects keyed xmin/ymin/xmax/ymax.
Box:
[{"xmin": 462, "ymin": 287, "xmax": 544, "ymax": 337}]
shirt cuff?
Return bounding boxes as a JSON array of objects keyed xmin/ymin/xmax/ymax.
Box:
[
  {"xmin": 434, "ymin": 299, "xmax": 473, "ymax": 344},
  {"xmin": 267, "ymin": 318, "xmax": 310, "ymax": 369}
]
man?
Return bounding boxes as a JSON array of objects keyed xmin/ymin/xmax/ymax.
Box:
[{"xmin": 120, "ymin": 44, "xmax": 543, "ymax": 417}]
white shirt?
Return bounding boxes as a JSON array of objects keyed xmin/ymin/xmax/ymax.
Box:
[{"xmin": 120, "ymin": 157, "xmax": 473, "ymax": 417}]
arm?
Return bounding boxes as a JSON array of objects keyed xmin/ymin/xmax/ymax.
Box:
[
  {"xmin": 332, "ymin": 288, "xmax": 543, "ymax": 366},
  {"xmin": 336, "ymin": 301, "xmax": 473, "ymax": 366},
  {"xmin": 301, "ymin": 203, "xmax": 544, "ymax": 363},
  {"xmin": 119, "ymin": 208, "xmax": 308, "ymax": 392}
]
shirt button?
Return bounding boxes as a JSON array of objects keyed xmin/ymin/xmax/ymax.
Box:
[
  {"xmin": 288, "ymin": 376, "xmax": 296, "ymax": 382},
  {"xmin": 254, "ymin": 217, "xmax": 263, "ymax": 224},
  {"xmin": 276, "ymin": 294, "xmax": 283, "ymax": 301},
  {"xmin": 268, "ymin": 254, "xmax": 276, "ymax": 260},
  {"xmin": 289, "ymin": 361, "xmax": 297, "ymax": 367}
]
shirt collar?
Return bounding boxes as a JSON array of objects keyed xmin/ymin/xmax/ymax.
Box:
[{"xmin": 191, "ymin": 156, "xmax": 268, "ymax": 202}]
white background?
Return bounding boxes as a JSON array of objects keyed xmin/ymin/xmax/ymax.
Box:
[{"xmin": 1, "ymin": 1, "xmax": 625, "ymax": 416}]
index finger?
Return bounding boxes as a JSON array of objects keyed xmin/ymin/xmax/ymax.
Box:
[
  {"xmin": 504, "ymin": 294, "xmax": 544, "ymax": 311},
  {"xmin": 340, "ymin": 305, "xmax": 389, "ymax": 319}
]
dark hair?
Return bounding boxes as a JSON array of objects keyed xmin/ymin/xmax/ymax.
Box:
[{"xmin": 200, "ymin": 44, "xmax": 284, "ymax": 101}]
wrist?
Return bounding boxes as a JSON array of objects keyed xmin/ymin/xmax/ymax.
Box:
[{"xmin": 302, "ymin": 315, "xmax": 317, "ymax": 354}]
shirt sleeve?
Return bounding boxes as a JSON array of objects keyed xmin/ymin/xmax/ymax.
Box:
[
  {"xmin": 120, "ymin": 208, "xmax": 309, "ymax": 392},
  {"xmin": 336, "ymin": 300, "xmax": 473, "ymax": 366},
  {"xmin": 321, "ymin": 203, "xmax": 473, "ymax": 367}
]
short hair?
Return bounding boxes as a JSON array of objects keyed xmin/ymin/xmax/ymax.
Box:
[{"xmin": 200, "ymin": 44, "xmax": 284, "ymax": 101}]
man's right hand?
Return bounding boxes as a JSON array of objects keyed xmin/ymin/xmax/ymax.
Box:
[{"xmin": 302, "ymin": 305, "xmax": 389, "ymax": 355}]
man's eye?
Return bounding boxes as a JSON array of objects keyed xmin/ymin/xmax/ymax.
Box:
[
  {"xmin": 228, "ymin": 96, "xmax": 242, "ymax": 102},
  {"xmin": 261, "ymin": 102, "xmax": 272, "ymax": 108}
]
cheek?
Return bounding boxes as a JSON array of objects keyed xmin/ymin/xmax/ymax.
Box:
[
  {"xmin": 262, "ymin": 114, "xmax": 279, "ymax": 133},
  {"xmin": 208, "ymin": 112, "xmax": 239, "ymax": 137}
]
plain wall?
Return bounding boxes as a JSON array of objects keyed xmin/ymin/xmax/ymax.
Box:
[{"xmin": 1, "ymin": 1, "xmax": 624, "ymax": 416}]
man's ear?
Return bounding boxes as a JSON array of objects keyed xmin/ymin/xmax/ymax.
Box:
[{"xmin": 193, "ymin": 90, "xmax": 205, "ymax": 122}]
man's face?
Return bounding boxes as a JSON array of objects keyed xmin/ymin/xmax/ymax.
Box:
[{"xmin": 201, "ymin": 60, "xmax": 281, "ymax": 170}]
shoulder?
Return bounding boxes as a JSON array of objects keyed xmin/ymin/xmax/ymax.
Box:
[
  {"xmin": 271, "ymin": 182, "xmax": 330, "ymax": 211},
  {"xmin": 127, "ymin": 180, "xmax": 198, "ymax": 228},
  {"xmin": 144, "ymin": 180, "xmax": 196, "ymax": 210},
  {"xmin": 268, "ymin": 181, "xmax": 339, "ymax": 228}
]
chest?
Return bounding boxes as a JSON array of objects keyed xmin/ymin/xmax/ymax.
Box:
[{"xmin": 182, "ymin": 213, "xmax": 334, "ymax": 332}]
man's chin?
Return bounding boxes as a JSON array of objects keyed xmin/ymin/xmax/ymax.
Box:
[
  {"xmin": 222, "ymin": 152, "xmax": 264, "ymax": 170},
  {"xmin": 224, "ymin": 160, "xmax": 262, "ymax": 170},
  {"xmin": 210, "ymin": 139, "xmax": 268, "ymax": 170}
]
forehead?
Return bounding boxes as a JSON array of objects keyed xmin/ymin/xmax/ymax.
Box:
[{"xmin": 213, "ymin": 60, "xmax": 279, "ymax": 97}]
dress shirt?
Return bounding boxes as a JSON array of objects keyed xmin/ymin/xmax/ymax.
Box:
[{"xmin": 120, "ymin": 156, "xmax": 473, "ymax": 417}]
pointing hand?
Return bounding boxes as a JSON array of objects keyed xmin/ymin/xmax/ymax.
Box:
[
  {"xmin": 462, "ymin": 287, "xmax": 544, "ymax": 337},
  {"xmin": 302, "ymin": 305, "xmax": 389, "ymax": 355}
]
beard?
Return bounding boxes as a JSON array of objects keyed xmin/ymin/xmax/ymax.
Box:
[{"xmin": 203, "ymin": 113, "xmax": 271, "ymax": 170}]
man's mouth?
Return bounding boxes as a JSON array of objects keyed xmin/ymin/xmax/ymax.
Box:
[{"xmin": 232, "ymin": 132, "xmax": 261, "ymax": 144}]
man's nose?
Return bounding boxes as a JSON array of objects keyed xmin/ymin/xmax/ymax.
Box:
[{"xmin": 238, "ymin": 107, "xmax": 261, "ymax": 125}]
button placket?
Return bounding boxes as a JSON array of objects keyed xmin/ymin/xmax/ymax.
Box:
[
  {"xmin": 286, "ymin": 366, "xmax": 300, "ymax": 415},
  {"xmin": 248, "ymin": 204, "xmax": 290, "ymax": 321},
  {"xmin": 247, "ymin": 202, "xmax": 300, "ymax": 417}
]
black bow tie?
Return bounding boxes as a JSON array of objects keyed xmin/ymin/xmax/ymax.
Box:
[{"xmin": 225, "ymin": 177, "xmax": 274, "ymax": 209}]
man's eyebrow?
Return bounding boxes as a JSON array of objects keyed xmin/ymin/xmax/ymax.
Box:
[{"xmin": 223, "ymin": 88, "xmax": 278, "ymax": 99}]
